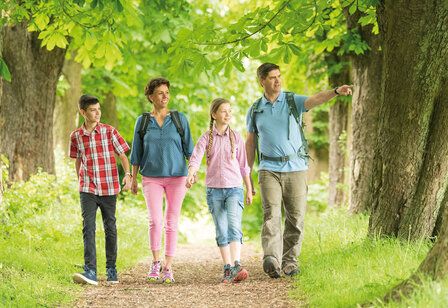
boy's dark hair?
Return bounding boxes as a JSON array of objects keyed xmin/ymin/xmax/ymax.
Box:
[
  {"xmin": 257, "ymin": 63, "xmax": 280, "ymax": 80},
  {"xmin": 144, "ymin": 77, "xmax": 170, "ymax": 102},
  {"xmin": 79, "ymin": 94, "xmax": 99, "ymax": 110}
]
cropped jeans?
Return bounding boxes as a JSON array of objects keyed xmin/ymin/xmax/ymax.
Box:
[{"xmin": 206, "ymin": 187, "xmax": 244, "ymax": 247}]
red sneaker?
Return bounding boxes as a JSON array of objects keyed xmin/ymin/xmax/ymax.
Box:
[{"xmin": 231, "ymin": 261, "xmax": 249, "ymax": 283}]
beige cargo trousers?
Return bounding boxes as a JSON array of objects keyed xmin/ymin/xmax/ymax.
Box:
[{"xmin": 258, "ymin": 170, "xmax": 307, "ymax": 273}]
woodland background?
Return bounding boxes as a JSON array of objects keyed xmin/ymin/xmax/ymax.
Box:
[{"xmin": 1, "ymin": 0, "xmax": 448, "ymax": 306}]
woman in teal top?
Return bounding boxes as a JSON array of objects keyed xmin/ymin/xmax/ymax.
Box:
[{"xmin": 130, "ymin": 77, "xmax": 193, "ymax": 283}]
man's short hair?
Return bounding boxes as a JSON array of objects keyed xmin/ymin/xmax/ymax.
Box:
[
  {"xmin": 79, "ymin": 94, "xmax": 99, "ymax": 110},
  {"xmin": 144, "ymin": 77, "xmax": 170, "ymax": 98},
  {"xmin": 257, "ymin": 63, "xmax": 280, "ymax": 80}
]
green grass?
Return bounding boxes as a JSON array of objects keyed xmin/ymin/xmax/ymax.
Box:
[
  {"xmin": 0, "ymin": 164, "xmax": 149, "ymax": 307},
  {"xmin": 291, "ymin": 209, "xmax": 444, "ymax": 307}
]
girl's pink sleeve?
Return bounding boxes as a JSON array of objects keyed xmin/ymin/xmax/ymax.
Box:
[{"xmin": 188, "ymin": 132, "xmax": 208, "ymax": 173}]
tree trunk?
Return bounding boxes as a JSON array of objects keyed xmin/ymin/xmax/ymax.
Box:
[
  {"xmin": 304, "ymin": 108, "xmax": 329, "ymax": 182},
  {"xmin": 101, "ymin": 91, "xmax": 119, "ymax": 129},
  {"xmin": 346, "ymin": 12, "xmax": 383, "ymax": 213},
  {"xmin": 0, "ymin": 28, "xmax": 3, "ymax": 204},
  {"xmin": 53, "ymin": 58, "xmax": 81, "ymax": 157},
  {"xmin": 326, "ymin": 53, "xmax": 350, "ymax": 207},
  {"xmin": 368, "ymin": 1, "xmax": 448, "ymax": 239},
  {"xmin": 0, "ymin": 23, "xmax": 66, "ymax": 182},
  {"xmin": 433, "ymin": 190, "xmax": 448, "ymax": 237},
  {"xmin": 398, "ymin": 76, "xmax": 448, "ymax": 239}
]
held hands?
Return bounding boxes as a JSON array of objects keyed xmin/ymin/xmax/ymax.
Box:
[
  {"xmin": 336, "ymin": 85, "xmax": 353, "ymax": 96},
  {"xmin": 185, "ymin": 173, "xmax": 197, "ymax": 188}
]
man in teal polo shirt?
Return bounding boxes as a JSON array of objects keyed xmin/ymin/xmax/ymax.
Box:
[{"xmin": 246, "ymin": 63, "xmax": 352, "ymax": 278}]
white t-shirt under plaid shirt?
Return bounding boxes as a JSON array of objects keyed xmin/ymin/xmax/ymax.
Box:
[{"xmin": 70, "ymin": 122, "xmax": 130, "ymax": 196}]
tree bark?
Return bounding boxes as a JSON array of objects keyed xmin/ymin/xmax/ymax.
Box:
[
  {"xmin": 326, "ymin": 53, "xmax": 350, "ymax": 207},
  {"xmin": 0, "ymin": 28, "xmax": 3, "ymax": 204},
  {"xmin": 397, "ymin": 76, "xmax": 448, "ymax": 239},
  {"xmin": 0, "ymin": 23, "xmax": 66, "ymax": 182},
  {"xmin": 304, "ymin": 108, "xmax": 329, "ymax": 182},
  {"xmin": 368, "ymin": 1, "xmax": 448, "ymax": 239},
  {"xmin": 346, "ymin": 12, "xmax": 383, "ymax": 213},
  {"xmin": 53, "ymin": 58, "xmax": 81, "ymax": 157}
]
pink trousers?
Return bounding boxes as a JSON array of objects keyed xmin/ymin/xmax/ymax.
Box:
[{"xmin": 142, "ymin": 176, "xmax": 187, "ymax": 257}]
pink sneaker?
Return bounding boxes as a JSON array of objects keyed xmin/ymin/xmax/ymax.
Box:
[
  {"xmin": 161, "ymin": 267, "xmax": 175, "ymax": 284},
  {"xmin": 147, "ymin": 261, "xmax": 161, "ymax": 282}
]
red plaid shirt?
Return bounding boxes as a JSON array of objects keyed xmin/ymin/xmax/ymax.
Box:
[{"xmin": 70, "ymin": 123, "xmax": 130, "ymax": 196}]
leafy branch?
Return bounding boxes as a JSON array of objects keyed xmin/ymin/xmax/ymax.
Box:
[{"xmin": 196, "ymin": 0, "xmax": 310, "ymax": 46}]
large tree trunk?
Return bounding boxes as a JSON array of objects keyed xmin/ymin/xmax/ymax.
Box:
[
  {"xmin": 304, "ymin": 108, "xmax": 329, "ymax": 182},
  {"xmin": 326, "ymin": 53, "xmax": 350, "ymax": 207},
  {"xmin": 368, "ymin": 1, "xmax": 448, "ymax": 239},
  {"xmin": 398, "ymin": 76, "xmax": 448, "ymax": 239},
  {"xmin": 53, "ymin": 59, "xmax": 81, "ymax": 157},
  {"xmin": 346, "ymin": 12, "xmax": 383, "ymax": 213},
  {"xmin": 0, "ymin": 23, "xmax": 66, "ymax": 182},
  {"xmin": 0, "ymin": 29, "xmax": 3, "ymax": 204}
]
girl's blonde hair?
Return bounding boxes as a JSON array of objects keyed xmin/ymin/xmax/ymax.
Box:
[{"xmin": 207, "ymin": 98, "xmax": 235, "ymax": 164}]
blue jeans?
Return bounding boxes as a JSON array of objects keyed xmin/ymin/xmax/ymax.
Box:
[{"xmin": 206, "ymin": 187, "xmax": 244, "ymax": 247}]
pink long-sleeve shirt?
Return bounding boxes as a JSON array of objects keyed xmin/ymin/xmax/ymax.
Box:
[{"xmin": 189, "ymin": 126, "xmax": 250, "ymax": 188}]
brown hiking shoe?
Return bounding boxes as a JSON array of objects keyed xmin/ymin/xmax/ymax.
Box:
[
  {"xmin": 283, "ymin": 263, "xmax": 300, "ymax": 277},
  {"xmin": 263, "ymin": 256, "xmax": 281, "ymax": 278}
]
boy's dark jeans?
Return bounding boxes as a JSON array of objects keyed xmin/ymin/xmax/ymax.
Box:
[{"xmin": 80, "ymin": 192, "xmax": 117, "ymax": 271}]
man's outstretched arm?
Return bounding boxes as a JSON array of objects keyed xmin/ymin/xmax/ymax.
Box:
[{"xmin": 304, "ymin": 85, "xmax": 352, "ymax": 110}]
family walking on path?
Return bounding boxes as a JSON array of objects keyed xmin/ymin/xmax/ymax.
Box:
[{"xmin": 69, "ymin": 63, "xmax": 352, "ymax": 287}]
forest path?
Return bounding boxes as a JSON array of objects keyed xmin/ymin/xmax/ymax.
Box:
[{"xmin": 73, "ymin": 243, "xmax": 302, "ymax": 307}]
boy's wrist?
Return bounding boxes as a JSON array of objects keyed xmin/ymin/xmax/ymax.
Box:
[{"xmin": 125, "ymin": 172, "xmax": 132, "ymax": 177}]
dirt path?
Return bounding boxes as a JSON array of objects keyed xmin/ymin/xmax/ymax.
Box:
[{"xmin": 74, "ymin": 244, "xmax": 301, "ymax": 307}]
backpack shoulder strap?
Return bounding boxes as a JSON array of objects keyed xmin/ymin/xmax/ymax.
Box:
[
  {"xmin": 250, "ymin": 98, "xmax": 263, "ymax": 136},
  {"xmin": 250, "ymin": 98, "xmax": 263, "ymax": 163},
  {"xmin": 284, "ymin": 91, "xmax": 310, "ymax": 158},
  {"xmin": 138, "ymin": 112, "xmax": 151, "ymax": 140},
  {"xmin": 170, "ymin": 110, "xmax": 184, "ymax": 138},
  {"xmin": 171, "ymin": 110, "xmax": 189, "ymax": 158},
  {"xmin": 285, "ymin": 91, "xmax": 301, "ymax": 125}
]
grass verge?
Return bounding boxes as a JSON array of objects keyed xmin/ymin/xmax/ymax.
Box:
[{"xmin": 291, "ymin": 209, "xmax": 440, "ymax": 307}]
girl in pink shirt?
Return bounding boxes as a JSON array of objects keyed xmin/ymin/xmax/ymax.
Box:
[{"xmin": 186, "ymin": 98, "xmax": 253, "ymax": 283}]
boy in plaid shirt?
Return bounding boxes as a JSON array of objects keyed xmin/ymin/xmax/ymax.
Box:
[{"xmin": 70, "ymin": 94, "xmax": 132, "ymax": 285}]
